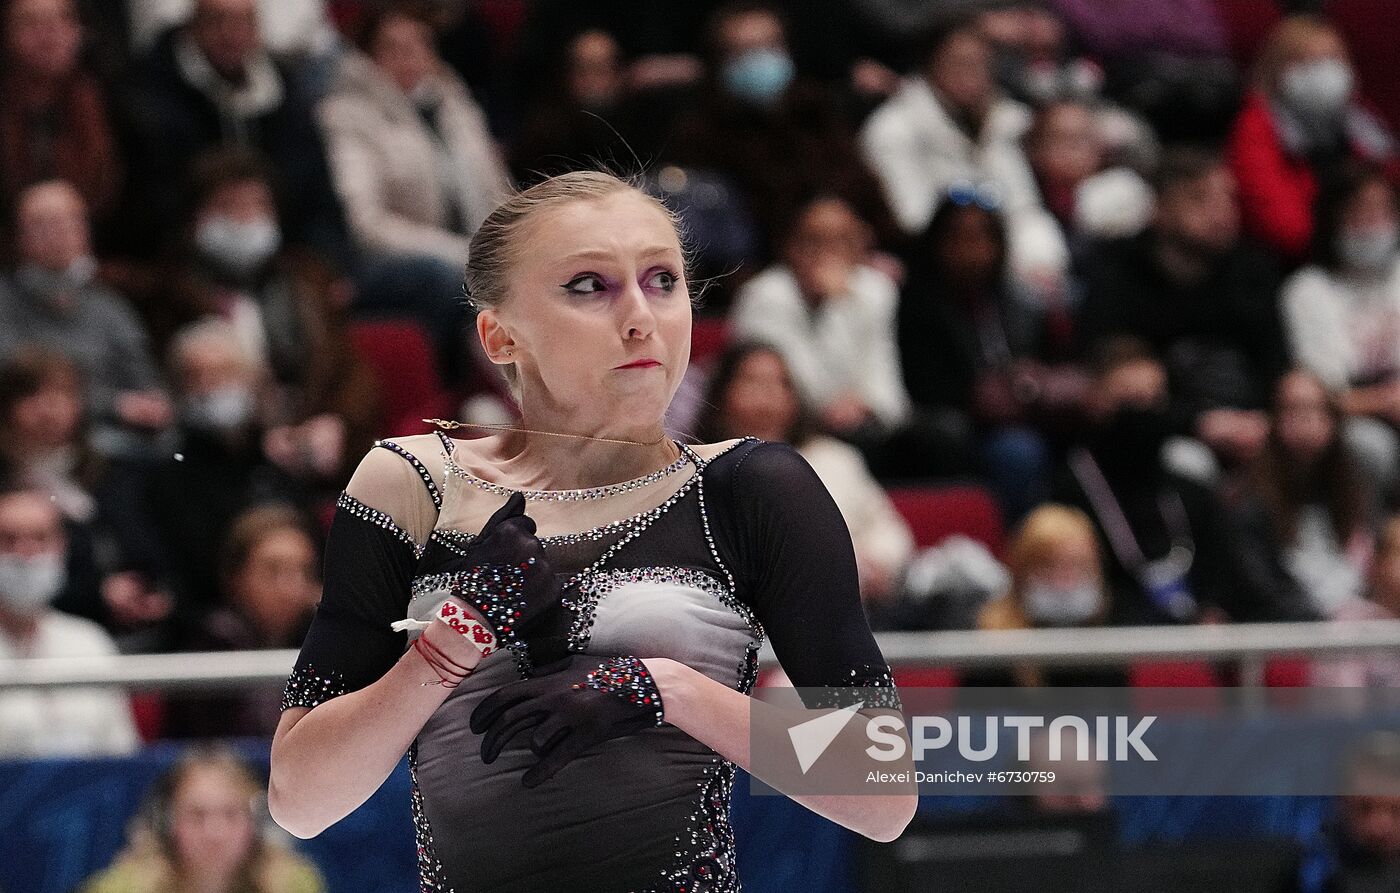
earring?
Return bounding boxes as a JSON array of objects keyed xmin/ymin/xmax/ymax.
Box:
[{"xmin": 504, "ymin": 347, "xmax": 514, "ymax": 358}]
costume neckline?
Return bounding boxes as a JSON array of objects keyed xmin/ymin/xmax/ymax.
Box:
[{"xmin": 435, "ymin": 432, "xmax": 753, "ymax": 497}]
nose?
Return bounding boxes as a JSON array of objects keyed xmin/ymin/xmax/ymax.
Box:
[{"xmin": 616, "ymin": 277, "xmax": 656, "ymax": 341}]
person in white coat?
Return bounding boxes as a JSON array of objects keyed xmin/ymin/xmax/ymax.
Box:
[
  {"xmin": 1280, "ymin": 165, "xmax": 1400, "ymax": 497},
  {"xmin": 316, "ymin": 4, "xmax": 512, "ymax": 386},
  {"xmin": 728, "ymin": 195, "xmax": 973, "ymax": 479},
  {"xmin": 859, "ymin": 15, "xmax": 1067, "ymax": 285},
  {"xmin": 0, "ymin": 488, "xmax": 139, "ymax": 757}
]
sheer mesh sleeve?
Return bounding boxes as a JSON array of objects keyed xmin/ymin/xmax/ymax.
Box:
[
  {"xmin": 280, "ymin": 437, "xmax": 443, "ymax": 711},
  {"xmin": 719, "ymin": 441, "xmax": 902, "ymax": 710}
]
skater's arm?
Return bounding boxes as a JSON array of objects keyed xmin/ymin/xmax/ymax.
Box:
[
  {"xmin": 269, "ymin": 619, "xmax": 482, "ymax": 838},
  {"xmin": 644, "ymin": 657, "xmax": 917, "ymax": 843}
]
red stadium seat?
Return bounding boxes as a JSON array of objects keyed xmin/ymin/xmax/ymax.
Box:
[
  {"xmin": 689, "ymin": 317, "xmax": 731, "ymax": 366},
  {"xmin": 129, "ymin": 692, "xmax": 165, "ymax": 742},
  {"xmin": 1263, "ymin": 657, "xmax": 1311, "ymax": 687},
  {"xmin": 893, "ymin": 666, "xmax": 961, "ymax": 688},
  {"xmin": 1128, "ymin": 661, "xmax": 1222, "ymax": 687},
  {"xmin": 347, "ymin": 319, "xmax": 455, "ymax": 437},
  {"xmin": 886, "ymin": 484, "xmax": 1006, "ymax": 557}
]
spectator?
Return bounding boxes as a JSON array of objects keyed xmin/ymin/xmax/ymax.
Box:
[
  {"xmin": 164, "ymin": 504, "xmax": 318, "ymax": 738},
  {"xmin": 1226, "ymin": 15, "xmax": 1399, "ymax": 263},
  {"xmin": 1281, "ymin": 163, "xmax": 1400, "ymax": 497},
  {"xmin": 510, "ymin": 0, "xmax": 715, "ymax": 111},
  {"xmin": 0, "ymin": 180, "xmax": 173, "ymax": 460},
  {"xmin": 0, "ymin": 345, "xmax": 106, "ymax": 524},
  {"xmin": 79, "ymin": 743, "xmax": 325, "ymax": 893},
  {"xmin": 1050, "ymin": 337, "xmax": 1288, "ymax": 625},
  {"xmin": 318, "ymin": 1, "xmax": 510, "ymax": 387},
  {"xmin": 1316, "ymin": 731, "xmax": 1400, "ymax": 892},
  {"xmin": 0, "ymin": 486, "xmax": 138, "ymax": 757},
  {"xmin": 898, "ymin": 185, "xmax": 1087, "ymax": 521},
  {"xmin": 0, "ymin": 347, "xmax": 172, "ymax": 633},
  {"xmin": 153, "ymin": 147, "xmax": 382, "ymax": 484},
  {"xmin": 1227, "ymin": 369, "xmax": 1374, "ymax": 622},
  {"xmin": 1025, "ymin": 99, "xmax": 1154, "ymax": 247},
  {"xmin": 0, "ymin": 0, "xmax": 122, "ymax": 230},
  {"xmin": 978, "ymin": 3, "xmax": 1158, "ymax": 171},
  {"xmin": 975, "ymin": 503, "xmax": 1125, "ymax": 686},
  {"xmin": 667, "ymin": 0, "xmax": 898, "ymax": 261},
  {"xmin": 1311, "ymin": 515, "xmax": 1400, "ymax": 687},
  {"xmin": 125, "ymin": 0, "xmax": 339, "ymax": 63},
  {"xmin": 978, "ymin": 2, "xmax": 1089, "ymax": 106},
  {"xmin": 512, "ymin": 29, "xmax": 643, "ymax": 182},
  {"xmin": 141, "ymin": 318, "xmax": 304, "ymax": 633},
  {"xmin": 1076, "ymin": 149, "xmax": 1289, "ymax": 481},
  {"xmin": 729, "ymin": 194, "xmax": 972, "ymax": 480},
  {"xmin": 1046, "ymin": 0, "xmax": 1238, "ymax": 144},
  {"xmin": 119, "ymin": 0, "xmax": 349, "ymax": 266},
  {"xmin": 694, "ymin": 341, "xmax": 914, "ymax": 608},
  {"xmin": 859, "ymin": 14, "xmax": 1065, "ymax": 285}
]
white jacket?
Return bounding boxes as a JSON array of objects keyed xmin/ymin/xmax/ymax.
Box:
[
  {"xmin": 859, "ymin": 77, "xmax": 1066, "ymax": 277},
  {"xmin": 0, "ymin": 611, "xmax": 139, "ymax": 757},
  {"xmin": 1281, "ymin": 258, "xmax": 1400, "ymax": 390},
  {"xmin": 318, "ymin": 51, "xmax": 511, "ymax": 265},
  {"xmin": 730, "ymin": 264, "xmax": 911, "ymax": 427}
]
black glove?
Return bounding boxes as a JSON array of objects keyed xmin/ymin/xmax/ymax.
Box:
[
  {"xmin": 469, "ymin": 654, "xmax": 667, "ymax": 788},
  {"xmin": 414, "ymin": 491, "xmax": 563, "ymax": 652}
]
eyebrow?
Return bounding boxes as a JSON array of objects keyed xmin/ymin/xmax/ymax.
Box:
[{"xmin": 558, "ymin": 246, "xmax": 680, "ymax": 262}]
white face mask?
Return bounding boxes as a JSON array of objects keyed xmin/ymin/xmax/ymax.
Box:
[
  {"xmin": 1280, "ymin": 58, "xmax": 1353, "ymax": 119},
  {"xmin": 196, "ymin": 215, "xmax": 281, "ymax": 279},
  {"xmin": 182, "ymin": 384, "xmax": 256, "ymax": 432},
  {"xmin": 1338, "ymin": 225, "xmax": 1399, "ymax": 273},
  {"xmin": 0, "ymin": 552, "xmax": 67, "ymax": 614},
  {"xmin": 1022, "ymin": 579, "xmax": 1102, "ymax": 626}
]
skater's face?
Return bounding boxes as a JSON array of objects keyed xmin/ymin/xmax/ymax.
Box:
[{"xmin": 477, "ymin": 190, "xmax": 691, "ymax": 434}]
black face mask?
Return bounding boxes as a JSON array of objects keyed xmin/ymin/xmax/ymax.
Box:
[{"xmin": 1097, "ymin": 405, "xmax": 1171, "ymax": 476}]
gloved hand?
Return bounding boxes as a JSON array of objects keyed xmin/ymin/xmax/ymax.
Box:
[
  {"xmin": 469, "ymin": 654, "xmax": 667, "ymax": 788},
  {"xmin": 412, "ymin": 491, "xmax": 563, "ymax": 654}
]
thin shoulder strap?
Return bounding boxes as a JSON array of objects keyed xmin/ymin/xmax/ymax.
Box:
[{"xmin": 372, "ymin": 438, "xmax": 443, "ymax": 511}]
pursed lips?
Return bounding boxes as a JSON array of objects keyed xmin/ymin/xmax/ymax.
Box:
[{"xmin": 615, "ymin": 359, "xmax": 662, "ymax": 369}]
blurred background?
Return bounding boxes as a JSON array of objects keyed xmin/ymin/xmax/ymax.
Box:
[{"xmin": 4, "ymin": 0, "xmax": 1400, "ymax": 889}]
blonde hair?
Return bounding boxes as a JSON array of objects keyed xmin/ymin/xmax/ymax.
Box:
[
  {"xmin": 1250, "ymin": 14, "xmax": 1348, "ymax": 93},
  {"xmin": 462, "ymin": 168, "xmax": 698, "ymax": 394},
  {"xmin": 981, "ymin": 504, "xmax": 1104, "ymax": 632},
  {"xmin": 83, "ymin": 744, "xmax": 321, "ymax": 893},
  {"xmin": 978, "ymin": 504, "xmax": 1106, "ymax": 687}
]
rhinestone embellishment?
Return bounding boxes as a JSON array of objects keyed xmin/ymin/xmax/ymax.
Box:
[
  {"xmin": 563, "ymin": 566, "xmax": 766, "ymax": 693},
  {"xmin": 576, "ymin": 655, "xmax": 666, "ymax": 726},
  {"xmin": 407, "ymin": 741, "xmax": 457, "ymax": 893},
  {"xmin": 280, "ymin": 664, "xmax": 349, "ymax": 711},
  {"xmin": 374, "ymin": 439, "xmax": 443, "ymax": 509},
  {"xmin": 443, "ymin": 445, "xmax": 689, "ymax": 501},
  {"xmin": 336, "ymin": 491, "xmax": 424, "ymax": 557}
]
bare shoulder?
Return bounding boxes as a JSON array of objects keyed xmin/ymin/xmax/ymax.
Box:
[
  {"xmin": 687, "ymin": 437, "xmax": 756, "ymax": 463},
  {"xmin": 353, "ymin": 431, "xmax": 456, "ymax": 489}
]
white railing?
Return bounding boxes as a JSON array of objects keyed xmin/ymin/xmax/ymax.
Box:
[{"xmin": 4, "ymin": 620, "xmax": 1399, "ymax": 692}]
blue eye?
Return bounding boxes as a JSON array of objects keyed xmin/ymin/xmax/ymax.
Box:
[
  {"xmin": 648, "ymin": 270, "xmax": 679, "ymax": 291},
  {"xmin": 562, "ymin": 274, "xmax": 606, "ymax": 295}
]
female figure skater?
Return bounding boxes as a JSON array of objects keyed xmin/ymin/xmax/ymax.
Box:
[{"xmin": 267, "ymin": 169, "xmax": 916, "ymax": 892}]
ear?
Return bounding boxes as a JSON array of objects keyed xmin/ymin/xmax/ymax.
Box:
[{"xmin": 476, "ymin": 309, "xmax": 516, "ymax": 365}]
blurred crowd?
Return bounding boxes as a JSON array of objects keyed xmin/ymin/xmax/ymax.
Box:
[{"xmin": 3, "ymin": 0, "xmax": 1400, "ymax": 775}]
